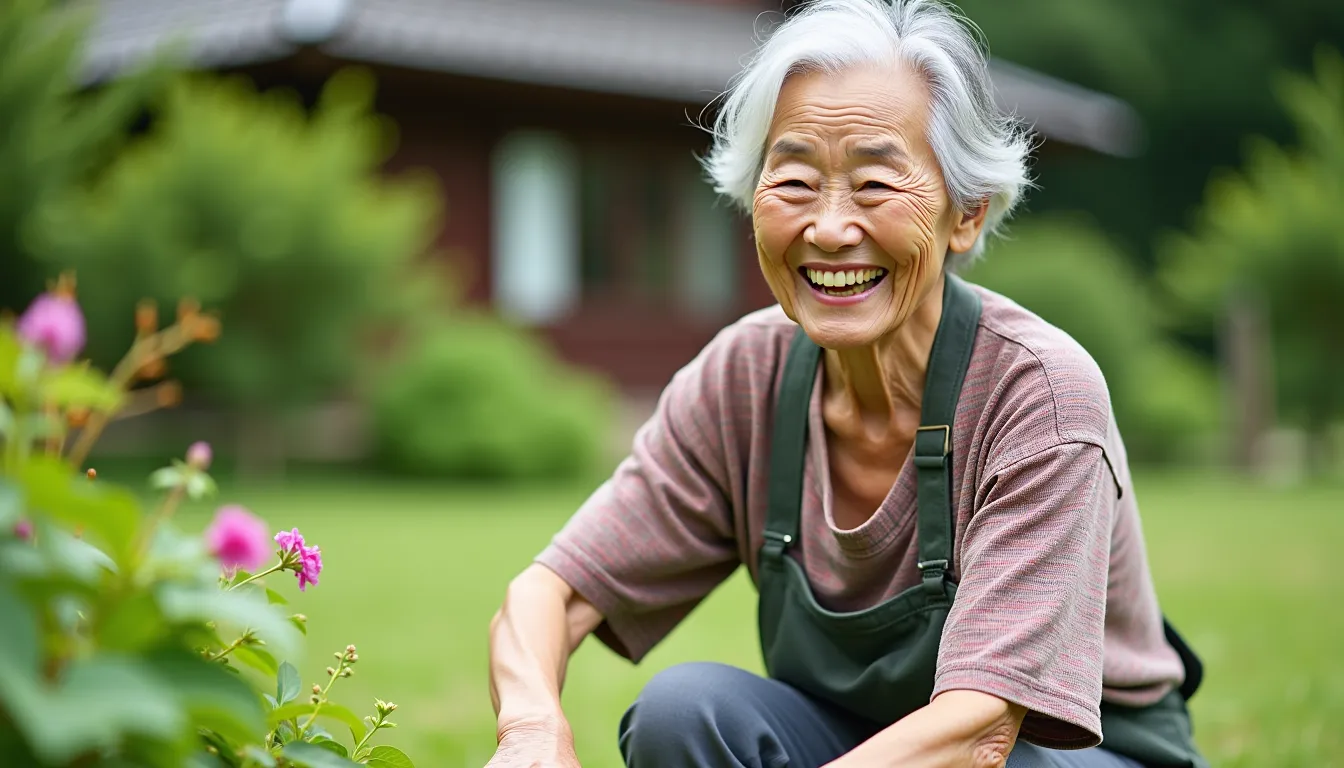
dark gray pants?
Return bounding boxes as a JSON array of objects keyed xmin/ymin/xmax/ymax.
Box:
[{"xmin": 619, "ymin": 662, "xmax": 1143, "ymax": 768}]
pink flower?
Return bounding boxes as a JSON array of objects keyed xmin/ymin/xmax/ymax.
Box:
[
  {"xmin": 186, "ymin": 441, "xmax": 212, "ymax": 470},
  {"xmin": 275, "ymin": 528, "xmax": 305, "ymax": 554},
  {"xmin": 14, "ymin": 519, "xmax": 33, "ymax": 542},
  {"xmin": 16, "ymin": 292, "xmax": 86, "ymax": 365},
  {"xmin": 205, "ymin": 505, "xmax": 271, "ymax": 572},
  {"xmin": 297, "ymin": 544, "xmax": 322, "ymax": 591},
  {"xmin": 275, "ymin": 527, "xmax": 322, "ymax": 591}
]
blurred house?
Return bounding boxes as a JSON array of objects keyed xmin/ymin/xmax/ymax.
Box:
[{"xmin": 79, "ymin": 0, "xmax": 1143, "ymax": 398}]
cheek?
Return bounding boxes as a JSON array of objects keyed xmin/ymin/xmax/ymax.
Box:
[
  {"xmin": 867, "ymin": 194, "xmax": 944, "ymax": 264},
  {"xmin": 751, "ymin": 194, "xmax": 805, "ymax": 262}
]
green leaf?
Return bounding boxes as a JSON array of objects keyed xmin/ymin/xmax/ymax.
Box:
[
  {"xmin": 265, "ymin": 587, "xmax": 288, "ymax": 606},
  {"xmin": 314, "ymin": 703, "xmax": 365, "ymax": 745},
  {"xmin": 98, "ymin": 590, "xmax": 165, "ymax": 652},
  {"xmin": 0, "ymin": 581, "xmax": 40, "ymax": 678},
  {"xmin": 149, "ymin": 650, "xmax": 267, "ymax": 749},
  {"xmin": 280, "ymin": 741, "xmax": 361, "ymax": 767},
  {"xmin": 17, "ymin": 455, "xmax": 140, "ymax": 564},
  {"xmin": 366, "ymin": 745, "xmax": 415, "ymax": 768},
  {"xmin": 242, "ymin": 744, "xmax": 278, "ymax": 767},
  {"xmin": 276, "ymin": 662, "xmax": 302, "ymax": 706},
  {"xmin": 290, "ymin": 614, "xmax": 308, "ymax": 635},
  {"xmin": 150, "ymin": 466, "xmax": 185, "ymax": 490},
  {"xmin": 186, "ymin": 471, "xmax": 219, "ymax": 500},
  {"xmin": 39, "ymin": 363, "xmax": 125, "ymax": 411},
  {"xmin": 0, "ymin": 477, "xmax": 21, "ymax": 529},
  {"xmin": 311, "ymin": 737, "xmax": 348, "ymax": 757},
  {"xmin": 159, "ymin": 585, "xmax": 301, "ymax": 662},
  {"xmin": 13, "ymin": 656, "xmax": 185, "ymax": 764},
  {"xmin": 0, "ymin": 325, "xmax": 21, "ymax": 397},
  {"xmin": 268, "ymin": 702, "xmax": 316, "ymax": 728},
  {"xmin": 232, "ymin": 645, "xmax": 279, "ymax": 676},
  {"xmin": 0, "ymin": 400, "xmax": 15, "ymax": 439}
]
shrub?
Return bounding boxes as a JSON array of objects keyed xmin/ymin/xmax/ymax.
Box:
[
  {"xmin": 369, "ymin": 315, "xmax": 614, "ymax": 482},
  {"xmin": 32, "ymin": 67, "xmax": 443, "ymax": 471},
  {"xmin": 965, "ymin": 213, "xmax": 1222, "ymax": 464},
  {"xmin": 0, "ymin": 279, "xmax": 416, "ymax": 766}
]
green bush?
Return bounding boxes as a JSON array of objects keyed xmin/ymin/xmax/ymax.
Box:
[
  {"xmin": 966, "ymin": 213, "xmax": 1222, "ymax": 464},
  {"xmin": 369, "ymin": 316, "xmax": 614, "ymax": 482},
  {"xmin": 31, "ymin": 67, "xmax": 443, "ymax": 471}
]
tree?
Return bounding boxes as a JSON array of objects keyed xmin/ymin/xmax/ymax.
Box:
[
  {"xmin": 33, "ymin": 68, "xmax": 445, "ymax": 476},
  {"xmin": 0, "ymin": 0, "xmax": 167, "ymax": 314},
  {"xmin": 1158, "ymin": 48, "xmax": 1344, "ymax": 474}
]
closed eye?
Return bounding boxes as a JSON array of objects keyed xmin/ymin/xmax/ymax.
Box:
[
  {"xmin": 859, "ymin": 180, "xmax": 894, "ymax": 191},
  {"xmin": 778, "ymin": 179, "xmax": 811, "ymax": 189}
]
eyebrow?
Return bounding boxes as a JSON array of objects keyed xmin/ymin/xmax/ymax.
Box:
[
  {"xmin": 768, "ymin": 138, "xmax": 813, "ymax": 156},
  {"xmin": 851, "ymin": 141, "xmax": 908, "ymax": 161}
]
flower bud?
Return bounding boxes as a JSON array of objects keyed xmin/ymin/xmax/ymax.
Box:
[
  {"xmin": 17, "ymin": 290, "xmax": 86, "ymax": 364},
  {"xmin": 156, "ymin": 381, "xmax": 183, "ymax": 407},
  {"xmin": 312, "ymin": 684, "xmax": 322, "ymax": 695},
  {"xmin": 341, "ymin": 668, "xmax": 352, "ymax": 678},
  {"xmin": 191, "ymin": 315, "xmax": 221, "ymax": 343},
  {"xmin": 334, "ymin": 651, "xmax": 344, "ymax": 660},
  {"xmin": 326, "ymin": 667, "xmax": 336, "ymax": 676},
  {"xmin": 186, "ymin": 441, "xmax": 212, "ymax": 470},
  {"xmin": 346, "ymin": 645, "xmax": 357, "ymax": 654},
  {"xmin": 311, "ymin": 695, "xmax": 321, "ymax": 704},
  {"xmin": 349, "ymin": 653, "xmax": 359, "ymax": 663},
  {"xmin": 86, "ymin": 468, "xmax": 96, "ymax": 480},
  {"xmin": 13, "ymin": 519, "xmax": 33, "ymax": 542},
  {"xmin": 67, "ymin": 407, "xmax": 90, "ymax": 428},
  {"xmin": 135, "ymin": 301, "xmax": 159, "ymax": 334}
]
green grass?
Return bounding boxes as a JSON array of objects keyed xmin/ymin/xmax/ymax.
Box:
[{"xmin": 168, "ymin": 472, "xmax": 1343, "ymax": 768}]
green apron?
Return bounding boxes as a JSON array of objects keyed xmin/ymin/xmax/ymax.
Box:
[{"xmin": 756, "ymin": 274, "xmax": 1209, "ymax": 767}]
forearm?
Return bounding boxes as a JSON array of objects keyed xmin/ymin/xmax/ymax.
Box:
[
  {"xmin": 488, "ymin": 563, "xmax": 604, "ymax": 730},
  {"xmin": 826, "ymin": 691, "xmax": 1026, "ymax": 768}
]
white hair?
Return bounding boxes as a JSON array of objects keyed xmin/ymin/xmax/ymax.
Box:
[{"xmin": 701, "ymin": 0, "xmax": 1034, "ymax": 268}]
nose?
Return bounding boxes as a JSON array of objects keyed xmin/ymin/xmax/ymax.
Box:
[{"xmin": 804, "ymin": 206, "xmax": 863, "ymax": 252}]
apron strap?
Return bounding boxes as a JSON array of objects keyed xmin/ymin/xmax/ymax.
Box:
[
  {"xmin": 762, "ymin": 323, "xmax": 822, "ymax": 560},
  {"xmin": 761, "ymin": 275, "xmax": 982, "ymax": 580},
  {"xmin": 914, "ymin": 275, "xmax": 981, "ymax": 597}
]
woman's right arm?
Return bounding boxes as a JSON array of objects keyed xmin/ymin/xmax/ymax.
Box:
[{"xmin": 486, "ymin": 563, "xmax": 604, "ymax": 766}]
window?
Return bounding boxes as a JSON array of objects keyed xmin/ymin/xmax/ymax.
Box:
[{"xmin": 490, "ymin": 130, "xmax": 581, "ymax": 324}]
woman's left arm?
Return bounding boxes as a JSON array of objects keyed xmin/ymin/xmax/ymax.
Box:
[
  {"xmin": 826, "ymin": 690, "xmax": 1026, "ymax": 768},
  {"xmin": 830, "ymin": 440, "xmax": 1119, "ymax": 767}
]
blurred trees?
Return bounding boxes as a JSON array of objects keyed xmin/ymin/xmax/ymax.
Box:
[
  {"xmin": 1158, "ymin": 48, "xmax": 1344, "ymax": 474},
  {"xmin": 30, "ymin": 69, "xmax": 445, "ymax": 475},
  {"xmin": 958, "ymin": 0, "xmax": 1344, "ymax": 265},
  {"xmin": 966, "ymin": 215, "xmax": 1222, "ymax": 465},
  {"xmin": 0, "ymin": 0, "xmax": 167, "ymax": 314}
]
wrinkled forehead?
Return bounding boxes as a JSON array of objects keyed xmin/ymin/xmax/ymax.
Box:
[{"xmin": 766, "ymin": 62, "xmax": 935, "ymax": 161}]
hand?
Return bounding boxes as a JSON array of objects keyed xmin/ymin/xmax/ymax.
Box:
[{"xmin": 485, "ymin": 717, "xmax": 581, "ymax": 768}]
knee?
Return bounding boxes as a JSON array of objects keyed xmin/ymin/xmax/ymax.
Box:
[{"xmin": 619, "ymin": 662, "xmax": 755, "ymax": 763}]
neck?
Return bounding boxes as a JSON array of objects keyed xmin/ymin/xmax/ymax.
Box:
[{"xmin": 822, "ymin": 274, "xmax": 946, "ymax": 425}]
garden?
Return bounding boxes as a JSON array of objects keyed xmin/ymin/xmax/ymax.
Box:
[{"xmin": 3, "ymin": 0, "xmax": 1344, "ymax": 765}]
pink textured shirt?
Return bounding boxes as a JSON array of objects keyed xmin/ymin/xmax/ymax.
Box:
[{"xmin": 536, "ymin": 284, "xmax": 1186, "ymax": 749}]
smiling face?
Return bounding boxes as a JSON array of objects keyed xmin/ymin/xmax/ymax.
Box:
[{"xmin": 752, "ymin": 62, "xmax": 987, "ymax": 349}]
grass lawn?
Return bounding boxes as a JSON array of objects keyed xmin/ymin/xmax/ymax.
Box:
[{"xmin": 166, "ymin": 471, "xmax": 1343, "ymax": 768}]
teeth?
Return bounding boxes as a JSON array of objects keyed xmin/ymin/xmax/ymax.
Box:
[{"xmin": 805, "ymin": 267, "xmax": 887, "ymax": 289}]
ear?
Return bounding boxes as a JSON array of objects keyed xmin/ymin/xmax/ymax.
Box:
[{"xmin": 948, "ymin": 199, "xmax": 990, "ymax": 254}]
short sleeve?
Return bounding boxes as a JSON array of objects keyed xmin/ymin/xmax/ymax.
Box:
[
  {"xmin": 534, "ymin": 329, "xmax": 747, "ymax": 663},
  {"xmin": 932, "ymin": 441, "xmax": 1115, "ymax": 748}
]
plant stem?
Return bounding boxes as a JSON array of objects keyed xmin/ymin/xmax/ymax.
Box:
[
  {"xmin": 228, "ymin": 561, "xmax": 287, "ymax": 591},
  {"xmin": 299, "ymin": 657, "xmax": 351, "ymax": 733},
  {"xmin": 206, "ymin": 631, "xmax": 250, "ymax": 662},
  {"xmin": 351, "ymin": 721, "xmax": 386, "ymax": 758}
]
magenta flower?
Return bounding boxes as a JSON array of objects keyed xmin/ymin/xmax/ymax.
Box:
[
  {"xmin": 14, "ymin": 519, "xmax": 33, "ymax": 542},
  {"xmin": 16, "ymin": 292, "xmax": 86, "ymax": 365},
  {"xmin": 186, "ymin": 441, "xmax": 213, "ymax": 470},
  {"xmin": 297, "ymin": 545, "xmax": 322, "ymax": 591},
  {"xmin": 205, "ymin": 505, "xmax": 271, "ymax": 572},
  {"xmin": 275, "ymin": 527, "xmax": 322, "ymax": 591}
]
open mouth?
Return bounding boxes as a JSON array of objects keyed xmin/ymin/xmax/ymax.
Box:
[{"xmin": 799, "ymin": 266, "xmax": 889, "ymax": 297}]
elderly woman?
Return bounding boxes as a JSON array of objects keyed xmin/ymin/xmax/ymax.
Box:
[{"xmin": 485, "ymin": 1, "xmax": 1207, "ymax": 766}]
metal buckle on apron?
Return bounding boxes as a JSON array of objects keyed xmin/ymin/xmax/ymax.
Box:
[
  {"xmin": 916, "ymin": 558, "xmax": 948, "ymax": 598},
  {"xmin": 762, "ymin": 530, "xmax": 794, "ymax": 559}
]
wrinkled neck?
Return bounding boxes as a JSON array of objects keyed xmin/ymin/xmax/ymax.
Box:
[{"xmin": 821, "ymin": 276, "xmax": 944, "ymax": 427}]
